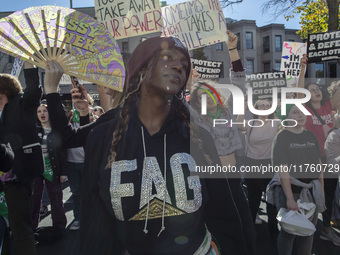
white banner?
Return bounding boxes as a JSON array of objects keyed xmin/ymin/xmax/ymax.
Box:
[
  {"xmin": 59, "ymin": 74, "xmax": 92, "ymax": 85},
  {"xmin": 11, "ymin": 58, "xmax": 24, "ymax": 77},
  {"xmin": 280, "ymin": 42, "xmax": 307, "ymax": 87},
  {"xmin": 95, "ymin": 0, "xmax": 163, "ymax": 39},
  {"xmin": 161, "ymin": 0, "xmax": 228, "ymax": 50}
]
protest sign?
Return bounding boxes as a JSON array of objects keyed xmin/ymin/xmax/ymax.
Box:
[
  {"xmin": 59, "ymin": 74, "xmax": 92, "ymax": 85},
  {"xmin": 95, "ymin": 0, "xmax": 163, "ymax": 39},
  {"xmin": 307, "ymin": 31, "xmax": 340, "ymax": 62},
  {"xmin": 246, "ymin": 71, "xmax": 286, "ymax": 100},
  {"xmin": 161, "ymin": 0, "xmax": 228, "ymax": 50},
  {"xmin": 280, "ymin": 42, "xmax": 306, "ymax": 87},
  {"xmin": 191, "ymin": 58, "xmax": 223, "ymax": 79},
  {"xmin": 11, "ymin": 58, "xmax": 24, "ymax": 77}
]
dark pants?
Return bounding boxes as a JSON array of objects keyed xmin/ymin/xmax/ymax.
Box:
[
  {"xmin": 276, "ymin": 192, "xmax": 318, "ymax": 255},
  {"xmin": 32, "ymin": 176, "xmax": 66, "ymax": 230},
  {"xmin": 67, "ymin": 162, "xmax": 84, "ymax": 221},
  {"xmin": 228, "ymin": 178, "xmax": 257, "ymax": 255},
  {"xmin": 322, "ymin": 177, "xmax": 338, "ymax": 228},
  {"xmin": 3, "ymin": 181, "xmax": 37, "ymax": 255},
  {"xmin": 245, "ymin": 157, "xmax": 279, "ymax": 237},
  {"xmin": 321, "ymin": 155, "xmax": 338, "ymax": 228}
]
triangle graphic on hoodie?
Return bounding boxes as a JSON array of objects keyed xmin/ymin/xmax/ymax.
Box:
[{"xmin": 129, "ymin": 197, "xmax": 186, "ymax": 221}]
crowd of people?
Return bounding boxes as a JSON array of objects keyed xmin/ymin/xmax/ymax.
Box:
[{"xmin": 0, "ymin": 30, "xmax": 339, "ymax": 255}]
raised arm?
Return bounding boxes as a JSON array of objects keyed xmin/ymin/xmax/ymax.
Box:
[
  {"xmin": 226, "ymin": 30, "xmax": 240, "ymax": 63},
  {"xmin": 44, "ymin": 61, "xmax": 112, "ymax": 148},
  {"xmin": 297, "ymin": 54, "xmax": 308, "ymax": 99}
]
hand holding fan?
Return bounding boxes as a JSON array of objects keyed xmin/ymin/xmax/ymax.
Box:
[{"xmin": 0, "ymin": 6, "xmax": 125, "ymax": 91}]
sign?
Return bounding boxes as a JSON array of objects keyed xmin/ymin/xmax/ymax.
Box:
[
  {"xmin": 59, "ymin": 74, "xmax": 92, "ymax": 85},
  {"xmin": 246, "ymin": 72, "xmax": 286, "ymax": 99},
  {"xmin": 280, "ymin": 42, "xmax": 306, "ymax": 87},
  {"xmin": 161, "ymin": 0, "xmax": 228, "ymax": 50},
  {"xmin": 191, "ymin": 58, "xmax": 223, "ymax": 79},
  {"xmin": 11, "ymin": 58, "xmax": 24, "ymax": 77},
  {"xmin": 307, "ymin": 31, "xmax": 340, "ymax": 62},
  {"xmin": 95, "ymin": 0, "xmax": 163, "ymax": 39}
]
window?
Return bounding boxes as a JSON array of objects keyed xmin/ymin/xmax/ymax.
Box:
[
  {"xmin": 263, "ymin": 62, "xmax": 271, "ymax": 72},
  {"xmin": 9, "ymin": 56, "xmax": 14, "ymax": 63},
  {"xmin": 275, "ymin": 35, "xmax": 282, "ymax": 51},
  {"xmin": 275, "ymin": 61, "xmax": 281, "ymax": 71},
  {"xmin": 263, "ymin": 36, "xmax": 270, "ymax": 53},
  {"xmin": 315, "ymin": 63, "xmax": 324, "ymax": 78},
  {"xmin": 122, "ymin": 42, "xmax": 128, "ymax": 52},
  {"xmin": 236, "ymin": 33, "xmax": 241, "ymax": 50},
  {"xmin": 329, "ymin": 63, "xmax": 337, "ymax": 78},
  {"xmin": 216, "ymin": 42, "xmax": 223, "ymax": 51},
  {"xmin": 246, "ymin": 59, "xmax": 254, "ymax": 74},
  {"xmin": 246, "ymin": 32, "xmax": 253, "ymax": 49}
]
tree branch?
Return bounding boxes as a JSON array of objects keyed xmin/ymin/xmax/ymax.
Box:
[{"xmin": 220, "ymin": 0, "xmax": 244, "ymax": 8}]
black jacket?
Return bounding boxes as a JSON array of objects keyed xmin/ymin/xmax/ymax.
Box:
[
  {"xmin": 45, "ymin": 92, "xmax": 119, "ymax": 148},
  {"xmin": 37, "ymin": 126, "xmax": 67, "ymax": 178},
  {"xmin": 80, "ymin": 107, "xmax": 248, "ymax": 255},
  {"xmin": 0, "ymin": 68, "xmax": 43, "ymax": 183},
  {"xmin": 0, "ymin": 142, "xmax": 14, "ymax": 173}
]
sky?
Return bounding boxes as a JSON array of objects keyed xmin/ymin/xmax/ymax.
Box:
[{"xmin": 0, "ymin": 0, "xmax": 301, "ymax": 30}]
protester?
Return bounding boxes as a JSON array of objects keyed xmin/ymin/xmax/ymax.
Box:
[
  {"xmin": 298, "ymin": 55, "xmax": 340, "ymax": 246},
  {"xmin": 236, "ymin": 99, "xmax": 280, "ymax": 240},
  {"xmin": 273, "ymin": 104, "xmax": 326, "ymax": 255},
  {"xmin": 92, "ymin": 105, "xmax": 105, "ymax": 118},
  {"xmin": 0, "ymin": 143, "xmax": 13, "ymax": 254},
  {"xmin": 31, "ymin": 104, "xmax": 67, "ymax": 238},
  {"xmin": 325, "ymin": 128, "xmax": 340, "ymax": 230},
  {"xmin": 42, "ymin": 35, "xmax": 252, "ymax": 255},
  {"xmin": 66, "ymin": 90, "xmax": 94, "ymax": 231},
  {"xmin": 328, "ymin": 81, "xmax": 340, "ymax": 128},
  {"xmin": 0, "ymin": 65, "xmax": 43, "ymax": 255},
  {"xmin": 190, "ymin": 30, "xmax": 256, "ymax": 255}
]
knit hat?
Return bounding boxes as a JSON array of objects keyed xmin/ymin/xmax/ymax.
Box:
[
  {"xmin": 128, "ymin": 36, "xmax": 191, "ymax": 86},
  {"xmin": 276, "ymin": 104, "xmax": 295, "ymax": 120}
]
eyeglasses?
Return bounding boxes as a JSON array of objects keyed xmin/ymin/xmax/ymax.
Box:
[
  {"xmin": 257, "ymin": 104, "xmax": 271, "ymax": 109},
  {"xmin": 309, "ymin": 87, "xmax": 321, "ymax": 93}
]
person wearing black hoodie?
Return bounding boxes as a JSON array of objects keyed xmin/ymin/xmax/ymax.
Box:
[
  {"xmin": 0, "ymin": 66, "xmax": 43, "ymax": 255},
  {"xmin": 43, "ymin": 36, "xmax": 250, "ymax": 255}
]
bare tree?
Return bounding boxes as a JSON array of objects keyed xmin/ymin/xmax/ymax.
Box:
[{"xmin": 219, "ymin": 0, "xmax": 244, "ymax": 8}]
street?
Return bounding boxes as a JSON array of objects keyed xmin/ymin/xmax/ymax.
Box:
[{"xmin": 31, "ymin": 181, "xmax": 340, "ymax": 255}]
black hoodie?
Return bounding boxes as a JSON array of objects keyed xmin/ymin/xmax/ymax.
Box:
[{"xmin": 81, "ymin": 106, "xmax": 248, "ymax": 255}]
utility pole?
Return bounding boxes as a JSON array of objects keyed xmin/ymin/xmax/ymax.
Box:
[{"xmin": 70, "ymin": 0, "xmax": 73, "ymax": 8}]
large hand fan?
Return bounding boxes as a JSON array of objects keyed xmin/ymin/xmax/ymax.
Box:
[{"xmin": 0, "ymin": 6, "xmax": 125, "ymax": 92}]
